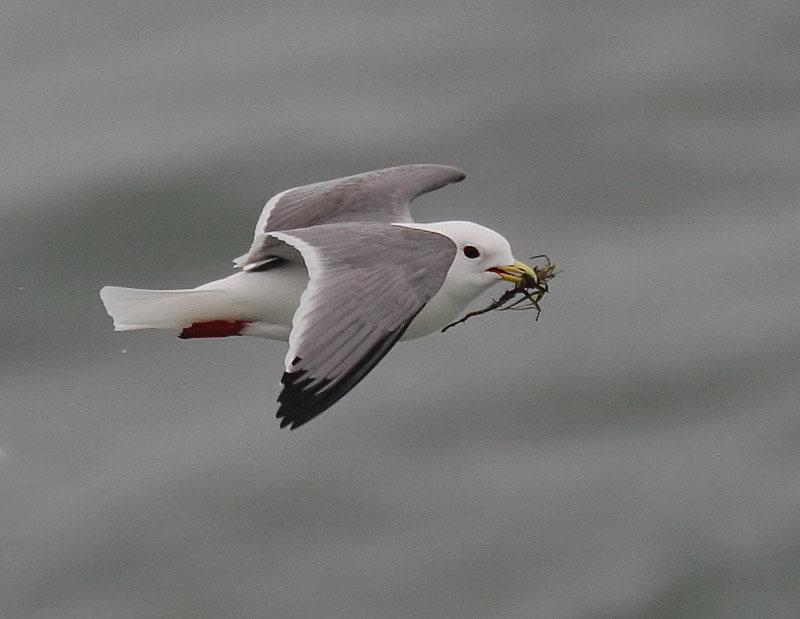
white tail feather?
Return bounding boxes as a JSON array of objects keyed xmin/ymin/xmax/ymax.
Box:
[{"xmin": 99, "ymin": 286, "xmax": 234, "ymax": 332}]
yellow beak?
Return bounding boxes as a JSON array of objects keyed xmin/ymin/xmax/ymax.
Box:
[{"xmin": 490, "ymin": 259, "xmax": 538, "ymax": 284}]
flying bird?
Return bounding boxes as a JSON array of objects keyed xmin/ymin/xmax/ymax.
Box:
[{"xmin": 100, "ymin": 165, "xmax": 537, "ymax": 429}]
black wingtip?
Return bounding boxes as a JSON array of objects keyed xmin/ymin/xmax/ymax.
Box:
[
  {"xmin": 275, "ymin": 365, "xmax": 331, "ymax": 430},
  {"xmin": 274, "ymin": 324, "xmax": 412, "ymax": 430}
]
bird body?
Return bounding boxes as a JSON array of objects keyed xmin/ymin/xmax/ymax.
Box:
[{"xmin": 101, "ymin": 220, "xmax": 514, "ymax": 341}]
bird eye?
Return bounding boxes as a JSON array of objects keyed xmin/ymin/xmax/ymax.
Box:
[{"xmin": 463, "ymin": 245, "xmax": 480, "ymax": 259}]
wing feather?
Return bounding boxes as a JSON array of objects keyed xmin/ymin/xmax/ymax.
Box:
[
  {"xmin": 234, "ymin": 165, "xmax": 464, "ymax": 270},
  {"xmin": 267, "ymin": 222, "xmax": 456, "ymax": 429}
]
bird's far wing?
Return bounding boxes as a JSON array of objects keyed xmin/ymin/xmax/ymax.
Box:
[
  {"xmin": 234, "ymin": 165, "xmax": 464, "ymax": 270},
  {"xmin": 266, "ymin": 222, "xmax": 456, "ymax": 429}
]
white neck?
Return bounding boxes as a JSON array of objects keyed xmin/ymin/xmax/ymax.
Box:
[{"xmin": 402, "ymin": 270, "xmax": 496, "ymax": 340}]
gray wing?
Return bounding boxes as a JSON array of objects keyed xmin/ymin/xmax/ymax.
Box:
[
  {"xmin": 266, "ymin": 222, "xmax": 457, "ymax": 429},
  {"xmin": 234, "ymin": 164, "xmax": 464, "ymax": 270}
]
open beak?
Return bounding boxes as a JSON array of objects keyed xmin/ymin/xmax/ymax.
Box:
[{"xmin": 489, "ymin": 259, "xmax": 538, "ymax": 284}]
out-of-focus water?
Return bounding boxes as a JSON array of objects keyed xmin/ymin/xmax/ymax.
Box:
[{"xmin": 2, "ymin": 1, "xmax": 799, "ymax": 617}]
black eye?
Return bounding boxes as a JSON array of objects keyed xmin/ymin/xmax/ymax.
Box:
[{"xmin": 463, "ymin": 245, "xmax": 480, "ymax": 259}]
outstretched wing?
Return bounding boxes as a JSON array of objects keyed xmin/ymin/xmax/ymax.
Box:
[
  {"xmin": 267, "ymin": 222, "xmax": 456, "ymax": 429},
  {"xmin": 234, "ymin": 164, "xmax": 464, "ymax": 270}
]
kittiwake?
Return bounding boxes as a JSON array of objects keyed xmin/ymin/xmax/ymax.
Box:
[{"xmin": 100, "ymin": 165, "xmax": 538, "ymax": 429}]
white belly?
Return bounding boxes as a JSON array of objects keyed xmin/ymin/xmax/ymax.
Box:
[{"xmin": 200, "ymin": 265, "xmax": 308, "ymax": 340}]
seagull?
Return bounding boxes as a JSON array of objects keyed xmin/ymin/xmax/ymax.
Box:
[{"xmin": 100, "ymin": 165, "xmax": 537, "ymax": 429}]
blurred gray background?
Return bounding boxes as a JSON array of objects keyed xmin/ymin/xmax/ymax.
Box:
[{"xmin": 2, "ymin": 1, "xmax": 799, "ymax": 618}]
